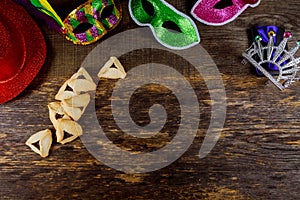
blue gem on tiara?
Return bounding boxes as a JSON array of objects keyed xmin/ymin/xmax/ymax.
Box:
[{"xmin": 243, "ymin": 31, "xmax": 300, "ymax": 90}]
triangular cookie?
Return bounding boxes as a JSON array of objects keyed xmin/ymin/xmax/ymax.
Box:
[
  {"xmin": 55, "ymin": 68, "xmax": 96, "ymax": 100},
  {"xmin": 98, "ymin": 56, "xmax": 126, "ymax": 79},
  {"xmin": 25, "ymin": 129, "xmax": 52, "ymax": 158},
  {"xmin": 60, "ymin": 93, "xmax": 90, "ymax": 121},
  {"xmin": 55, "ymin": 119, "xmax": 83, "ymax": 144}
]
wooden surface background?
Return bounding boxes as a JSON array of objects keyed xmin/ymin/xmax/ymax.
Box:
[{"xmin": 0, "ymin": 0, "xmax": 300, "ymax": 199}]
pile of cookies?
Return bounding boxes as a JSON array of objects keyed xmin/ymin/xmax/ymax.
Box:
[{"xmin": 26, "ymin": 57, "xmax": 126, "ymax": 157}]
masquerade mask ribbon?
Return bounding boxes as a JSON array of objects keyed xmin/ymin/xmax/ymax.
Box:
[
  {"xmin": 191, "ymin": 0, "xmax": 261, "ymax": 26},
  {"xmin": 129, "ymin": 0, "xmax": 200, "ymax": 50},
  {"xmin": 30, "ymin": 0, "xmax": 65, "ymax": 28}
]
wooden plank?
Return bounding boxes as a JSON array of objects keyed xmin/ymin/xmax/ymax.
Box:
[{"xmin": 0, "ymin": 0, "xmax": 299, "ymax": 199}]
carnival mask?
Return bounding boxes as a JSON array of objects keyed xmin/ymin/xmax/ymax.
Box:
[
  {"xmin": 15, "ymin": 0, "xmax": 122, "ymax": 45},
  {"xmin": 129, "ymin": 0, "xmax": 200, "ymax": 49},
  {"xmin": 191, "ymin": 0, "xmax": 261, "ymax": 26}
]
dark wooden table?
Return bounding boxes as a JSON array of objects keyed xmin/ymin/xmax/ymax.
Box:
[{"xmin": 0, "ymin": 0, "xmax": 299, "ymax": 199}]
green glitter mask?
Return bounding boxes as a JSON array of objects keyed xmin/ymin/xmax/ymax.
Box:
[{"xmin": 129, "ymin": 0, "xmax": 200, "ymax": 50}]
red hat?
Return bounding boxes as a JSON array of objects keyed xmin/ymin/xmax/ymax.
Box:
[{"xmin": 0, "ymin": 0, "xmax": 46, "ymax": 104}]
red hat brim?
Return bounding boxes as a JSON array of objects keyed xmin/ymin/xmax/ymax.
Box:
[{"xmin": 0, "ymin": 0, "xmax": 46, "ymax": 104}]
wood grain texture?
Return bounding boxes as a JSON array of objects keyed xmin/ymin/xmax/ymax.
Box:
[{"xmin": 0, "ymin": 0, "xmax": 299, "ymax": 199}]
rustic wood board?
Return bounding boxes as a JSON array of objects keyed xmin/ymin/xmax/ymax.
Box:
[{"xmin": 0, "ymin": 0, "xmax": 299, "ymax": 199}]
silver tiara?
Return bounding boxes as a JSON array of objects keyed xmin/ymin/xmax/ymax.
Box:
[{"xmin": 242, "ymin": 31, "xmax": 300, "ymax": 90}]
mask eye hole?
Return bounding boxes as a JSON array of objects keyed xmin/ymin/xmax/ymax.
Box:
[
  {"xmin": 101, "ymin": 4, "xmax": 115, "ymax": 19},
  {"xmin": 142, "ymin": 0, "xmax": 155, "ymax": 16},
  {"xmin": 73, "ymin": 23, "xmax": 93, "ymax": 34},
  {"xmin": 162, "ymin": 21, "xmax": 182, "ymax": 33},
  {"xmin": 213, "ymin": 0, "xmax": 234, "ymax": 9}
]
